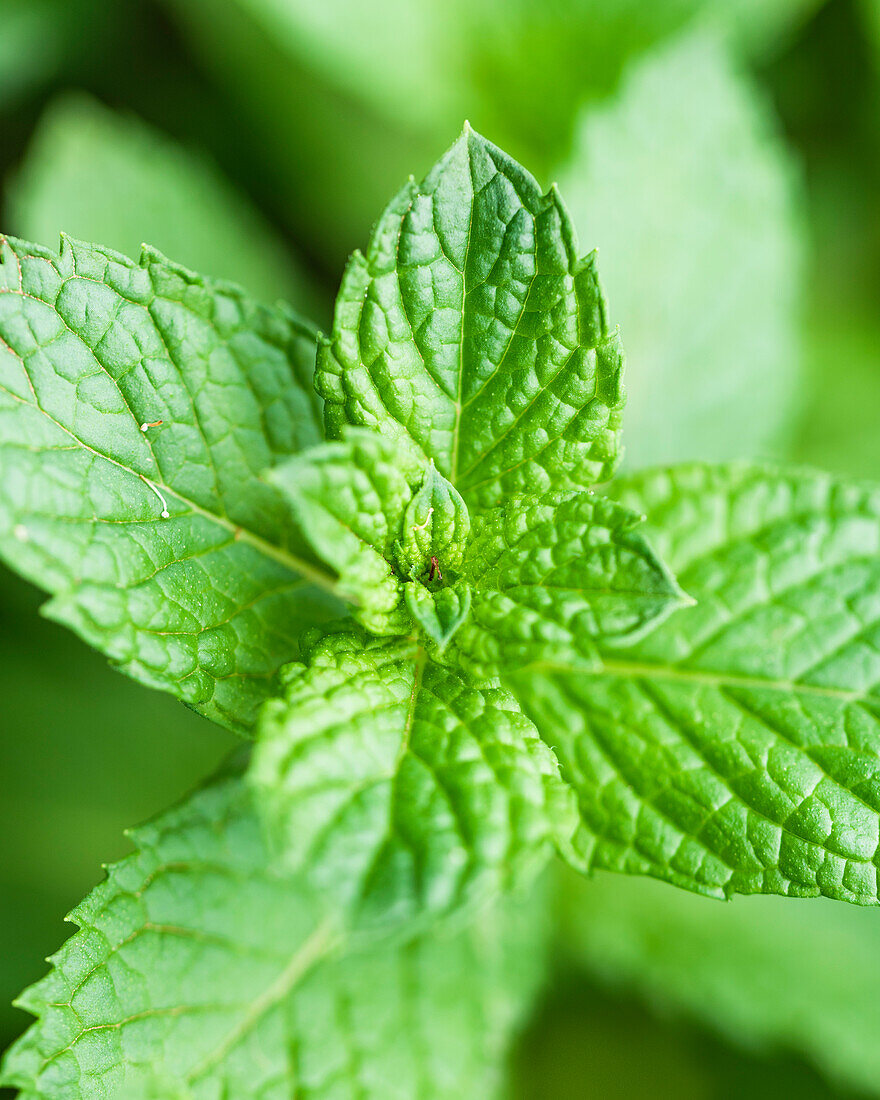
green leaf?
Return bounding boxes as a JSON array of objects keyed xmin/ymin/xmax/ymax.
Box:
[
  {"xmin": 470, "ymin": 0, "xmax": 825, "ymax": 165},
  {"xmin": 0, "ymin": 560, "xmax": 236, "ymax": 1045},
  {"xmin": 451, "ymin": 492, "xmax": 687, "ymax": 678},
  {"xmin": 269, "ymin": 430, "xmax": 425, "ymax": 634},
  {"xmin": 9, "ymin": 93, "xmax": 320, "ymax": 313},
  {"xmin": 394, "ymin": 460, "xmax": 470, "ymax": 580},
  {"xmin": 0, "ymin": 233, "xmax": 340, "ymax": 733},
  {"xmin": 271, "ymin": 426, "xmax": 683, "ymax": 672},
  {"xmin": 515, "ymin": 464, "xmax": 880, "ymax": 904},
  {"xmin": 158, "ymin": 0, "xmax": 819, "ymax": 267},
  {"xmin": 315, "ymin": 126, "xmax": 625, "ymax": 510},
  {"xmin": 557, "ymin": 29, "xmax": 803, "ymax": 468},
  {"xmin": 561, "ymin": 868, "xmax": 880, "ymax": 1100},
  {"xmin": 404, "ymin": 580, "xmax": 472, "ymax": 650},
  {"xmin": 1, "ymin": 772, "xmax": 550, "ymax": 1099},
  {"xmin": 249, "ymin": 628, "xmax": 577, "ymax": 928}
]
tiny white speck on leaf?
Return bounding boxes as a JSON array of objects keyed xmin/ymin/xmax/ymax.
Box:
[{"xmin": 141, "ymin": 475, "xmax": 171, "ymax": 519}]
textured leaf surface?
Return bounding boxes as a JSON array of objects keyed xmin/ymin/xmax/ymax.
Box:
[
  {"xmin": 515, "ymin": 464, "xmax": 880, "ymax": 904},
  {"xmin": 315, "ymin": 126, "xmax": 625, "ymax": 509},
  {"xmin": 562, "ymin": 869, "xmax": 880, "ymax": 1099},
  {"xmin": 9, "ymin": 93, "xmax": 318, "ymax": 311},
  {"xmin": 404, "ymin": 580, "xmax": 472, "ymax": 650},
  {"xmin": 394, "ymin": 460, "xmax": 470, "ymax": 579},
  {"xmin": 558, "ymin": 29, "xmax": 802, "ymax": 468},
  {"xmin": 0, "ymin": 565, "xmax": 235, "ymax": 1044},
  {"xmin": 452, "ymin": 492, "xmax": 686, "ymax": 678},
  {"xmin": 269, "ymin": 431, "xmax": 424, "ymax": 634},
  {"xmin": 249, "ymin": 629, "xmax": 576, "ymax": 927},
  {"xmin": 1, "ymin": 773, "xmax": 549, "ymax": 1099},
  {"xmin": 271, "ymin": 432, "xmax": 472, "ymax": 637},
  {"xmin": 0, "ymin": 234, "xmax": 339, "ymax": 732}
]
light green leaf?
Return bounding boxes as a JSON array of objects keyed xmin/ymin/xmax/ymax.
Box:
[
  {"xmin": 1, "ymin": 772, "xmax": 550, "ymax": 1099},
  {"xmin": 557, "ymin": 29, "xmax": 803, "ymax": 468},
  {"xmin": 465, "ymin": 0, "xmax": 821, "ymax": 171},
  {"xmin": 249, "ymin": 629, "xmax": 576, "ymax": 928},
  {"xmin": 404, "ymin": 580, "xmax": 472, "ymax": 650},
  {"xmin": 468, "ymin": 0, "xmax": 826, "ymax": 152},
  {"xmin": 269, "ymin": 430, "xmax": 425, "ymax": 634},
  {"xmin": 159, "ymin": 0, "xmax": 820, "ymax": 266},
  {"xmin": 561, "ymin": 869, "xmax": 880, "ymax": 1100},
  {"xmin": 0, "ymin": 234, "xmax": 340, "ymax": 733},
  {"xmin": 394, "ymin": 461, "xmax": 470, "ymax": 579},
  {"xmin": 451, "ymin": 492, "xmax": 687, "ymax": 678},
  {"xmin": 0, "ymin": 560, "xmax": 237, "ymax": 1045},
  {"xmin": 515, "ymin": 464, "xmax": 880, "ymax": 904},
  {"xmin": 8, "ymin": 93, "xmax": 319, "ymax": 313},
  {"xmin": 315, "ymin": 126, "xmax": 625, "ymax": 510}
]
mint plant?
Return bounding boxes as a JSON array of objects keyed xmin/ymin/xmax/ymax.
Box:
[{"xmin": 1, "ymin": 126, "xmax": 879, "ymax": 1096}]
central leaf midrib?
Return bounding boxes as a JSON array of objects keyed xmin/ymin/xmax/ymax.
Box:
[
  {"xmin": 186, "ymin": 917, "xmax": 339, "ymax": 1085},
  {"xmin": 448, "ymin": 147, "xmax": 476, "ymax": 487}
]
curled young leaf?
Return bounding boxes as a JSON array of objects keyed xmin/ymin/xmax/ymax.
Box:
[
  {"xmin": 394, "ymin": 461, "xmax": 470, "ymax": 579},
  {"xmin": 269, "ymin": 430, "xmax": 423, "ymax": 635},
  {"xmin": 271, "ymin": 431, "xmax": 474, "ymax": 638},
  {"xmin": 404, "ymin": 579, "xmax": 472, "ymax": 650}
]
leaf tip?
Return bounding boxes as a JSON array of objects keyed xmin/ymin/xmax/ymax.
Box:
[
  {"xmin": 455, "ymin": 118, "xmax": 487, "ymax": 154},
  {"xmin": 57, "ymin": 231, "xmax": 74, "ymax": 260}
]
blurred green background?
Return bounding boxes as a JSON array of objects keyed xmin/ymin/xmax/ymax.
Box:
[{"xmin": 1, "ymin": 0, "xmax": 879, "ymax": 1096}]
